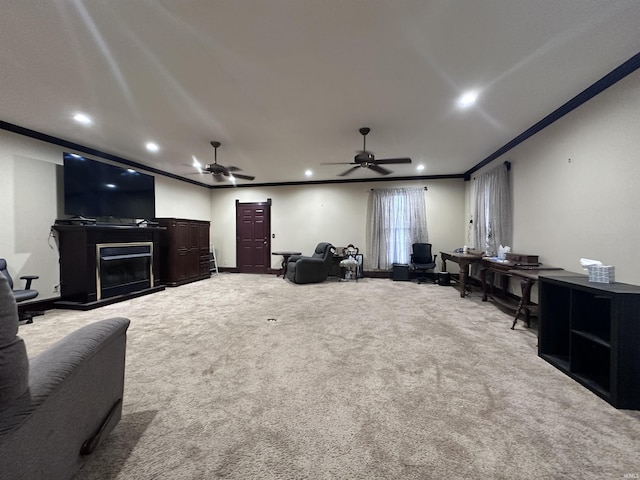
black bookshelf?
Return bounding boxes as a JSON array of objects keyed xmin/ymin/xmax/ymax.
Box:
[{"xmin": 539, "ymin": 275, "xmax": 640, "ymax": 409}]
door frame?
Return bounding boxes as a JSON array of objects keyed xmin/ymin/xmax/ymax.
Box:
[{"xmin": 235, "ymin": 198, "xmax": 272, "ymax": 273}]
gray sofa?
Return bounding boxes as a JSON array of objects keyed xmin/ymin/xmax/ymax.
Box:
[
  {"xmin": 286, "ymin": 242, "xmax": 335, "ymax": 284},
  {"xmin": 0, "ymin": 274, "xmax": 130, "ymax": 480}
]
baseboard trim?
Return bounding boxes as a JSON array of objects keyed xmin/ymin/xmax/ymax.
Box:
[{"xmin": 54, "ymin": 286, "xmax": 165, "ymax": 311}]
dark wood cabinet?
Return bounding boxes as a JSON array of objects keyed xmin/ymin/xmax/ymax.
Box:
[
  {"xmin": 539, "ymin": 275, "xmax": 640, "ymax": 409},
  {"xmin": 155, "ymin": 218, "xmax": 211, "ymax": 286}
]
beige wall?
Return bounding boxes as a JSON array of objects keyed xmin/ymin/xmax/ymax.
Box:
[
  {"xmin": 469, "ymin": 69, "xmax": 640, "ymax": 285},
  {"xmin": 210, "ymin": 179, "xmax": 465, "ymax": 270},
  {"xmin": 154, "ymin": 176, "xmax": 211, "ymax": 221},
  {"xmin": 1, "ymin": 131, "xmax": 63, "ymax": 298}
]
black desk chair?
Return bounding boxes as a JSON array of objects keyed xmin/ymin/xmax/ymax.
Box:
[
  {"xmin": 411, "ymin": 243, "xmax": 437, "ymax": 284},
  {"xmin": 0, "ymin": 258, "xmax": 41, "ymax": 323}
]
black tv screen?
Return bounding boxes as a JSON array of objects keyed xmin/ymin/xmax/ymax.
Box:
[{"xmin": 63, "ymin": 153, "xmax": 156, "ymax": 220}]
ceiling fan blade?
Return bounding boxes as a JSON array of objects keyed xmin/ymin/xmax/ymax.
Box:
[
  {"xmin": 230, "ymin": 173, "xmax": 255, "ymax": 181},
  {"xmin": 212, "ymin": 173, "xmax": 225, "ymax": 182},
  {"xmin": 321, "ymin": 161, "xmax": 355, "ymax": 165},
  {"xmin": 374, "ymin": 157, "xmax": 412, "ymax": 165},
  {"xmin": 338, "ymin": 166, "xmax": 361, "ymax": 177},
  {"xmin": 226, "ymin": 165, "xmax": 241, "ymax": 172},
  {"xmin": 369, "ymin": 164, "xmax": 392, "ymax": 175}
]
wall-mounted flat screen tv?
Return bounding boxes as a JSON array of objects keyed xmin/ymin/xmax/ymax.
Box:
[{"xmin": 63, "ymin": 153, "xmax": 156, "ymax": 220}]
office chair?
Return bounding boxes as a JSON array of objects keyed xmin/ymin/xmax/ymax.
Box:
[
  {"xmin": 0, "ymin": 258, "xmax": 41, "ymax": 323},
  {"xmin": 410, "ymin": 243, "xmax": 437, "ymax": 284}
]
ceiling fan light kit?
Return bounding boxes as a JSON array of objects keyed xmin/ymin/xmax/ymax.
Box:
[
  {"xmin": 323, "ymin": 127, "xmax": 412, "ymax": 177},
  {"xmin": 196, "ymin": 141, "xmax": 255, "ymax": 182}
]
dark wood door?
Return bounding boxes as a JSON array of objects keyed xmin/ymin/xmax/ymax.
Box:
[{"xmin": 236, "ymin": 200, "xmax": 271, "ymax": 273}]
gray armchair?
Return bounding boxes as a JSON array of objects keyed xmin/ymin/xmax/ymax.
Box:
[
  {"xmin": 0, "ymin": 274, "xmax": 130, "ymax": 480},
  {"xmin": 286, "ymin": 242, "xmax": 335, "ymax": 284}
]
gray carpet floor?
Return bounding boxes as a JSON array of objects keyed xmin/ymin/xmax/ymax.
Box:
[{"xmin": 19, "ymin": 274, "xmax": 640, "ymax": 479}]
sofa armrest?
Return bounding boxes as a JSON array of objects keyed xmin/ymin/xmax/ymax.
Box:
[
  {"xmin": 289, "ymin": 257, "xmax": 329, "ymax": 283},
  {"xmin": 0, "ymin": 317, "xmax": 130, "ymax": 480},
  {"xmin": 293, "ymin": 257, "xmax": 325, "ymax": 266},
  {"xmin": 27, "ymin": 317, "xmax": 130, "ymax": 407}
]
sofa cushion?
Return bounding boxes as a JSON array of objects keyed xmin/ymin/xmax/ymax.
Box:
[
  {"xmin": 0, "ymin": 275, "xmax": 29, "ymax": 407},
  {"xmin": 0, "ymin": 276, "xmax": 19, "ymax": 344}
]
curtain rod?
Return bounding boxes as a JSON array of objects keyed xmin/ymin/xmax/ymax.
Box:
[{"xmin": 371, "ymin": 186, "xmax": 428, "ymax": 191}]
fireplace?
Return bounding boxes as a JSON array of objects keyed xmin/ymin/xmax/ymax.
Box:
[{"xmin": 96, "ymin": 242, "xmax": 154, "ymax": 301}]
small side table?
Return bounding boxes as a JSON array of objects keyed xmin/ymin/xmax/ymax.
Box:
[{"xmin": 272, "ymin": 251, "xmax": 302, "ymax": 279}]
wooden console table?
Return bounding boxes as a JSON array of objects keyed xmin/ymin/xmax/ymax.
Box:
[
  {"xmin": 509, "ymin": 269, "xmax": 583, "ymax": 329},
  {"xmin": 480, "ymin": 258, "xmax": 573, "ymax": 329},
  {"xmin": 440, "ymin": 251, "xmax": 483, "ymax": 297}
]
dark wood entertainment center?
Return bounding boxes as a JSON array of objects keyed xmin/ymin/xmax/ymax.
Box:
[
  {"xmin": 53, "ymin": 224, "xmax": 165, "ymax": 308},
  {"xmin": 53, "ymin": 218, "xmax": 211, "ymax": 308}
]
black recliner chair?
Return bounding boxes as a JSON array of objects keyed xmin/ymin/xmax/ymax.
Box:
[
  {"xmin": 410, "ymin": 243, "xmax": 437, "ymax": 284},
  {"xmin": 286, "ymin": 243, "xmax": 335, "ymax": 284},
  {"xmin": 0, "ymin": 258, "xmax": 40, "ymax": 323}
]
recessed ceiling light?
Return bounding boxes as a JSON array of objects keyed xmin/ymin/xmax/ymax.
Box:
[
  {"xmin": 457, "ymin": 90, "xmax": 479, "ymax": 108},
  {"xmin": 305, "ymin": 169, "xmax": 313, "ymax": 177},
  {"xmin": 417, "ymin": 165, "xmax": 425, "ymax": 171},
  {"xmin": 145, "ymin": 142, "xmax": 159, "ymax": 152},
  {"xmin": 73, "ymin": 113, "xmax": 93, "ymax": 125}
]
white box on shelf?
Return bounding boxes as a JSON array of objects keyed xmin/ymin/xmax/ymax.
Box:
[{"xmin": 587, "ymin": 265, "xmax": 615, "ymax": 283}]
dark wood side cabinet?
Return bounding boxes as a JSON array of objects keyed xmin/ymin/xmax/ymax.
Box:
[
  {"xmin": 154, "ymin": 218, "xmax": 211, "ymax": 286},
  {"xmin": 538, "ymin": 275, "xmax": 640, "ymax": 409}
]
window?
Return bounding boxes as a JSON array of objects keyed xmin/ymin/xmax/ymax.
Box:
[
  {"xmin": 368, "ymin": 187, "xmax": 428, "ymax": 269},
  {"xmin": 472, "ymin": 163, "xmax": 512, "ymax": 256}
]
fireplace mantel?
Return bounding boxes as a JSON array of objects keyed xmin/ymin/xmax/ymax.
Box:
[{"xmin": 52, "ymin": 225, "xmax": 165, "ymax": 309}]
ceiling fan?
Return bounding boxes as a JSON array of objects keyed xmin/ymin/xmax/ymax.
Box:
[
  {"xmin": 323, "ymin": 127, "xmax": 412, "ymax": 176},
  {"xmin": 195, "ymin": 141, "xmax": 255, "ymax": 182}
]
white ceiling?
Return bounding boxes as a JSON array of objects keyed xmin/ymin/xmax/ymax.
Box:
[{"xmin": 1, "ymin": 1, "xmax": 639, "ymax": 186}]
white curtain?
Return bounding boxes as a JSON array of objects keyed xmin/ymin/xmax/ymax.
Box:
[
  {"xmin": 368, "ymin": 187, "xmax": 428, "ymax": 270},
  {"xmin": 473, "ymin": 163, "xmax": 512, "ymax": 256}
]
